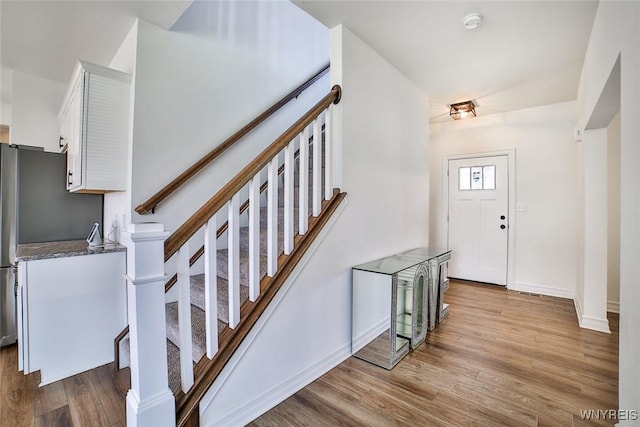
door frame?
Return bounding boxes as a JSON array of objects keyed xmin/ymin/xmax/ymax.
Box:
[{"xmin": 441, "ymin": 149, "xmax": 516, "ymax": 288}]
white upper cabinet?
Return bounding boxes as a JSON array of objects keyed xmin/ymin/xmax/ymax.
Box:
[{"xmin": 59, "ymin": 61, "xmax": 130, "ymax": 193}]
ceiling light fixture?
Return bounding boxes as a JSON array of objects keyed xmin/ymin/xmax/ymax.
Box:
[
  {"xmin": 463, "ymin": 13, "xmax": 482, "ymax": 30},
  {"xmin": 449, "ymin": 100, "xmax": 477, "ymax": 120}
]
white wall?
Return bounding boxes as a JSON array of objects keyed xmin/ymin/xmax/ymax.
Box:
[
  {"xmin": 0, "ymin": 105, "xmax": 10, "ymax": 127},
  {"xmin": 575, "ymin": 134, "xmax": 585, "ymax": 320},
  {"xmin": 576, "ymin": 2, "xmax": 640, "ymax": 417},
  {"xmin": 430, "ymin": 101, "xmax": 578, "ymax": 298},
  {"xmin": 130, "ymin": 9, "xmax": 329, "ymax": 256},
  {"xmin": 607, "ymin": 112, "xmax": 620, "ymax": 312},
  {"xmin": 104, "ymin": 20, "xmax": 139, "ymax": 244},
  {"xmin": 10, "ymin": 71, "xmax": 66, "ymax": 152},
  {"xmin": 1, "ymin": 66, "xmax": 13, "ymax": 125},
  {"xmin": 200, "ymin": 24, "xmax": 430, "ymax": 425},
  {"xmin": 575, "ymin": 128, "xmax": 609, "ymax": 333}
]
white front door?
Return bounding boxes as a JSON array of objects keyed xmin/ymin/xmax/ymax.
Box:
[{"xmin": 448, "ymin": 155, "xmax": 509, "ymax": 285}]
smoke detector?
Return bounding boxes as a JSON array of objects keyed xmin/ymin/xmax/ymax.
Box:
[{"xmin": 463, "ymin": 13, "xmax": 482, "ymax": 30}]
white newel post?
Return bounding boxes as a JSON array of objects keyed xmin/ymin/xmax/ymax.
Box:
[{"xmin": 124, "ymin": 223, "xmax": 175, "ymax": 427}]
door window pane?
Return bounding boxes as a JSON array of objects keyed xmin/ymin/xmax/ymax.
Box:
[
  {"xmin": 471, "ymin": 166, "xmax": 483, "ymax": 190},
  {"xmin": 483, "ymin": 165, "xmax": 496, "ymax": 190},
  {"xmin": 459, "ymin": 167, "xmax": 471, "ymax": 190},
  {"xmin": 458, "ymin": 164, "xmax": 497, "ymax": 190}
]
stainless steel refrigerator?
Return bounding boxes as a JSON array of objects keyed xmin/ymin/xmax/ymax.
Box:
[{"xmin": 0, "ymin": 144, "xmax": 103, "ymax": 347}]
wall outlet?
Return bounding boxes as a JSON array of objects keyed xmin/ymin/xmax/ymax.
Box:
[
  {"xmin": 112, "ymin": 213, "xmax": 127, "ymax": 244},
  {"xmin": 110, "ymin": 220, "xmax": 118, "ymax": 244}
]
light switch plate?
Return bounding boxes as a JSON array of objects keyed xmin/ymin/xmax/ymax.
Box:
[{"xmin": 574, "ymin": 127, "xmax": 583, "ymax": 142}]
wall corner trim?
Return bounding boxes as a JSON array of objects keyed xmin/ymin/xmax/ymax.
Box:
[
  {"xmin": 575, "ymin": 298, "xmax": 611, "ymax": 334},
  {"xmin": 577, "ymin": 314, "xmax": 611, "ymax": 334}
]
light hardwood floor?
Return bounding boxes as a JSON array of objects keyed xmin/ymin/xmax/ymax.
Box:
[
  {"xmin": 253, "ymin": 280, "xmax": 619, "ymax": 426},
  {"xmin": 0, "ymin": 280, "xmax": 618, "ymax": 426},
  {"xmin": 0, "ymin": 345, "xmax": 130, "ymax": 427}
]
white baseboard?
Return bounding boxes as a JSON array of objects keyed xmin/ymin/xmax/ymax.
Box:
[
  {"xmin": 574, "ymin": 297, "xmax": 611, "ymax": 334},
  {"xmin": 199, "ymin": 199, "xmax": 348, "ymax": 424},
  {"xmin": 578, "ymin": 314, "xmax": 611, "ymax": 334},
  {"xmin": 206, "ymin": 342, "xmax": 352, "ymax": 426},
  {"xmin": 352, "ymin": 317, "xmax": 390, "ymax": 354},
  {"xmin": 509, "ymin": 281, "xmax": 575, "ymax": 299},
  {"xmin": 607, "ymin": 300, "xmax": 620, "ymax": 314}
]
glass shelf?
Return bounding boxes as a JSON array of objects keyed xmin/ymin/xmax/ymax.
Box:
[
  {"xmin": 352, "ymin": 247, "xmax": 451, "ymax": 370},
  {"xmin": 353, "ymin": 247, "xmax": 450, "ymax": 275}
]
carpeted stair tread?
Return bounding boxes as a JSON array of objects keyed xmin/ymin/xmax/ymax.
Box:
[
  {"xmin": 131, "ymin": 159, "xmax": 329, "ymax": 394},
  {"xmin": 216, "ymin": 250, "xmax": 268, "ymax": 285},
  {"xmin": 189, "ymin": 273, "xmax": 251, "ymax": 324},
  {"xmin": 166, "ymin": 301, "xmax": 226, "ymax": 364},
  {"xmin": 167, "ymin": 340, "xmax": 182, "ymax": 393}
]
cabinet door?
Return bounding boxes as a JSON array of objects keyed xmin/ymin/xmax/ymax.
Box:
[{"xmin": 66, "ymin": 74, "xmax": 84, "ymax": 190}]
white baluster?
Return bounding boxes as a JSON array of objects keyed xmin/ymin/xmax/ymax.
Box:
[
  {"xmin": 267, "ymin": 157, "xmax": 279, "ymax": 276},
  {"xmin": 228, "ymin": 194, "xmax": 240, "ymax": 329},
  {"xmin": 312, "ymin": 118, "xmax": 322, "ymax": 216},
  {"xmin": 204, "ymin": 217, "xmax": 218, "ymax": 358},
  {"xmin": 324, "ymin": 107, "xmax": 332, "ymax": 201},
  {"xmin": 177, "ymin": 243, "xmax": 194, "ymax": 391},
  {"xmin": 299, "ymin": 127, "xmax": 309, "ymax": 235},
  {"xmin": 248, "ymin": 173, "xmax": 261, "ymax": 302},
  {"xmin": 284, "ymin": 138, "xmax": 295, "ymax": 254}
]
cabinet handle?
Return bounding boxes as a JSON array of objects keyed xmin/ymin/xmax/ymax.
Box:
[
  {"xmin": 67, "ymin": 171, "xmax": 73, "ymax": 186},
  {"xmin": 59, "ymin": 136, "xmax": 65, "ymax": 148}
]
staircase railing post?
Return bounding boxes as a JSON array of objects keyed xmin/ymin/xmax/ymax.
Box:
[{"xmin": 123, "ymin": 223, "xmax": 175, "ymax": 427}]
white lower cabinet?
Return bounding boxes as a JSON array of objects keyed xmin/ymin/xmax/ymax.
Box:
[{"xmin": 17, "ymin": 250, "xmax": 126, "ymax": 385}]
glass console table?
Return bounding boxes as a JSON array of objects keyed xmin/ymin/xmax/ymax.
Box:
[{"xmin": 351, "ymin": 247, "xmax": 451, "ymax": 369}]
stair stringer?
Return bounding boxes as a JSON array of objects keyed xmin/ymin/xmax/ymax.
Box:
[{"xmin": 198, "ymin": 197, "xmax": 348, "ymax": 426}]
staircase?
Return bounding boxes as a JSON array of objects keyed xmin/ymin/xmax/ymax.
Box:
[
  {"xmin": 127, "ymin": 159, "xmax": 319, "ymax": 392},
  {"xmin": 120, "ymin": 83, "xmax": 345, "ymax": 427}
]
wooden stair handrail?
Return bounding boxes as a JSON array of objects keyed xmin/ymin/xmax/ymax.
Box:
[
  {"xmin": 112, "ymin": 128, "xmax": 326, "ymax": 369},
  {"xmin": 163, "ymin": 124, "xmax": 324, "ymax": 292},
  {"xmin": 135, "ymin": 63, "xmax": 330, "ymax": 215},
  {"xmin": 116, "ymin": 84, "xmax": 343, "ymax": 421},
  {"xmin": 164, "ymin": 85, "xmax": 342, "ymax": 262},
  {"xmin": 163, "ymin": 168, "xmax": 271, "ymax": 292}
]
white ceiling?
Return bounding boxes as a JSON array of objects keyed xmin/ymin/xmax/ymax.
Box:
[
  {"xmin": 294, "ymin": 0, "xmax": 599, "ymax": 122},
  {"xmin": 1, "ymin": 0, "xmax": 599, "ymax": 122},
  {"xmin": 0, "ymin": 0, "xmax": 192, "ymax": 87}
]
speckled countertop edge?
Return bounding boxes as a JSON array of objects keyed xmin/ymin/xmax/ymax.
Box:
[{"xmin": 16, "ymin": 240, "xmax": 126, "ymax": 261}]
